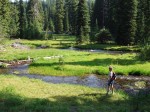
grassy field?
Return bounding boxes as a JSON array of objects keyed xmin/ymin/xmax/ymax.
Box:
[
  {"xmin": 28, "ymin": 50, "xmax": 150, "ymax": 76},
  {"xmin": 0, "ymin": 75, "xmax": 149, "ymax": 112},
  {"xmin": 0, "ymin": 35, "xmax": 150, "ymax": 76}
]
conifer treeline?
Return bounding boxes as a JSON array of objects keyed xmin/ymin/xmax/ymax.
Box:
[{"xmin": 0, "ymin": 0, "xmax": 149, "ymax": 45}]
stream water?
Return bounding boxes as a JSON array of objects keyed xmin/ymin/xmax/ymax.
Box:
[{"xmin": 0, "ymin": 64, "xmax": 150, "ymax": 95}]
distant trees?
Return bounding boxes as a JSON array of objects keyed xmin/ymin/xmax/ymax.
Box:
[{"xmin": 0, "ymin": 0, "xmax": 149, "ymax": 45}]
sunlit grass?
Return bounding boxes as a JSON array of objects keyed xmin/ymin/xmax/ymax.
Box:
[
  {"xmin": 0, "ymin": 75, "xmax": 130, "ymax": 111},
  {"xmin": 27, "ymin": 50, "xmax": 150, "ymax": 76},
  {"xmin": 0, "ymin": 75, "xmax": 149, "ymax": 112}
]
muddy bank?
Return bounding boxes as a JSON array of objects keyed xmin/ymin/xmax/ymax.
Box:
[{"xmin": 0, "ymin": 59, "xmax": 32, "ymax": 68}]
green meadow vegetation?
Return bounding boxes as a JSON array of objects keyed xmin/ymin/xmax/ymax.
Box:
[
  {"xmin": 0, "ymin": 35, "xmax": 150, "ymax": 76},
  {"xmin": 0, "ymin": 75, "xmax": 149, "ymax": 112},
  {"xmin": 75, "ymin": 43, "xmax": 140, "ymax": 51}
]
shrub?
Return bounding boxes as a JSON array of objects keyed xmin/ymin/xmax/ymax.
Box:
[
  {"xmin": 139, "ymin": 45, "xmax": 150, "ymax": 60},
  {"xmin": 95, "ymin": 28, "xmax": 112, "ymax": 44}
]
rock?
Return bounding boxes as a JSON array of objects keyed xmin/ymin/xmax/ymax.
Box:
[
  {"xmin": 134, "ymin": 81, "xmax": 146, "ymax": 89},
  {"xmin": 11, "ymin": 42, "xmax": 29, "ymax": 49}
]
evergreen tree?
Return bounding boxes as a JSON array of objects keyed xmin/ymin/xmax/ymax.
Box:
[
  {"xmin": 116, "ymin": 0, "xmax": 137, "ymax": 45},
  {"xmin": 143, "ymin": 0, "xmax": 150, "ymax": 44},
  {"xmin": 55, "ymin": 0, "xmax": 64, "ymax": 34},
  {"xmin": 27, "ymin": 0, "xmax": 44, "ymax": 39},
  {"xmin": 19, "ymin": 0, "xmax": 28, "ymax": 38},
  {"xmin": 107, "ymin": 0, "xmax": 118, "ymax": 38},
  {"xmin": 63, "ymin": 2, "xmax": 69, "ymax": 33},
  {"xmin": 0, "ymin": 0, "xmax": 11, "ymax": 38},
  {"xmin": 9, "ymin": 0, "xmax": 19, "ymax": 38},
  {"xmin": 68, "ymin": 0, "xmax": 78, "ymax": 35},
  {"xmin": 76, "ymin": 0, "xmax": 90, "ymax": 43},
  {"xmin": 49, "ymin": 18, "xmax": 54, "ymax": 32},
  {"xmin": 92, "ymin": 0, "xmax": 104, "ymax": 29},
  {"xmin": 135, "ymin": 0, "xmax": 145, "ymax": 44},
  {"xmin": 43, "ymin": 8, "xmax": 49, "ymax": 30}
]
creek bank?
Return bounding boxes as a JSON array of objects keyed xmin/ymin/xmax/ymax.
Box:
[{"xmin": 0, "ymin": 59, "xmax": 32, "ymax": 68}]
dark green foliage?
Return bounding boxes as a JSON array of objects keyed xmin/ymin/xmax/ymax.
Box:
[
  {"xmin": 107, "ymin": 0, "xmax": 118, "ymax": 38},
  {"xmin": 63, "ymin": 7, "xmax": 69, "ymax": 33},
  {"xmin": 49, "ymin": 18, "xmax": 55, "ymax": 32},
  {"xmin": 90, "ymin": 19, "xmax": 99, "ymax": 42},
  {"xmin": 9, "ymin": 0, "xmax": 19, "ymax": 38},
  {"xmin": 27, "ymin": 0, "xmax": 44, "ymax": 39},
  {"xmin": 92, "ymin": 0, "xmax": 104, "ymax": 29},
  {"xmin": 135, "ymin": 0, "xmax": 150, "ymax": 45},
  {"xmin": 95, "ymin": 28, "xmax": 112, "ymax": 44},
  {"xmin": 0, "ymin": 0, "xmax": 11, "ymax": 38},
  {"xmin": 143, "ymin": 0, "xmax": 150, "ymax": 44},
  {"xmin": 135, "ymin": 0, "xmax": 145, "ymax": 44},
  {"xmin": 140, "ymin": 45, "xmax": 150, "ymax": 60},
  {"xmin": 55, "ymin": 0, "xmax": 64, "ymax": 34},
  {"xmin": 116, "ymin": 0, "xmax": 137, "ymax": 45},
  {"xmin": 19, "ymin": 0, "xmax": 28, "ymax": 38},
  {"xmin": 68, "ymin": 0, "xmax": 78, "ymax": 35},
  {"xmin": 76, "ymin": 0, "xmax": 90, "ymax": 44}
]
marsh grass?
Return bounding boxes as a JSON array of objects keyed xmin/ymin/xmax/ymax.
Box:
[{"xmin": 0, "ymin": 75, "xmax": 149, "ymax": 112}]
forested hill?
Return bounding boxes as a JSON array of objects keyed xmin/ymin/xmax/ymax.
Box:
[{"xmin": 0, "ymin": 0, "xmax": 149, "ymax": 45}]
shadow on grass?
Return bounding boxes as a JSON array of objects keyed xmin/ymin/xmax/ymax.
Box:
[
  {"xmin": 31, "ymin": 58, "xmax": 144, "ymax": 68},
  {"xmin": 0, "ymin": 86, "xmax": 149, "ymax": 112}
]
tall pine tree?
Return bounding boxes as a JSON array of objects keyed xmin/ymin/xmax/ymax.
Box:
[
  {"xmin": 116, "ymin": 0, "xmax": 137, "ymax": 45},
  {"xmin": 27, "ymin": 0, "xmax": 44, "ymax": 39},
  {"xmin": 55, "ymin": 0, "xmax": 64, "ymax": 34},
  {"xmin": 135, "ymin": 0, "xmax": 145, "ymax": 44},
  {"xmin": 143, "ymin": 0, "xmax": 150, "ymax": 44},
  {"xmin": 76, "ymin": 0, "xmax": 90, "ymax": 43},
  {"xmin": 19, "ymin": 0, "xmax": 28, "ymax": 38},
  {"xmin": 0, "ymin": 0, "xmax": 11, "ymax": 38},
  {"xmin": 92, "ymin": 0, "xmax": 104, "ymax": 29},
  {"xmin": 68, "ymin": 0, "xmax": 78, "ymax": 35}
]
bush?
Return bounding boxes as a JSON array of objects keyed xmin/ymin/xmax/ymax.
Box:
[
  {"xmin": 140, "ymin": 45, "xmax": 150, "ymax": 60},
  {"xmin": 95, "ymin": 28, "xmax": 112, "ymax": 44}
]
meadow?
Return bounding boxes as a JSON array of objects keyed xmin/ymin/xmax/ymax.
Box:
[
  {"xmin": 0, "ymin": 35, "xmax": 150, "ymax": 112},
  {"xmin": 0, "ymin": 35, "xmax": 150, "ymax": 76},
  {"xmin": 0, "ymin": 75, "xmax": 149, "ymax": 112}
]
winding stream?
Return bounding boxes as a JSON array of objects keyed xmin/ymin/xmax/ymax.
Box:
[
  {"xmin": 0, "ymin": 46, "xmax": 149, "ymax": 94},
  {"xmin": 0, "ymin": 64, "xmax": 150, "ymax": 95}
]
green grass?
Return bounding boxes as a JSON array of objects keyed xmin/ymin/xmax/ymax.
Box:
[
  {"xmin": 0, "ymin": 75, "xmax": 149, "ymax": 112},
  {"xmin": 12, "ymin": 35, "xmax": 75, "ymax": 49},
  {"xmin": 75, "ymin": 43, "xmax": 140, "ymax": 51},
  {"xmin": 28, "ymin": 50, "xmax": 150, "ymax": 76},
  {"xmin": 1, "ymin": 46, "xmax": 150, "ymax": 76},
  {"xmin": 0, "ymin": 36, "xmax": 150, "ymax": 76}
]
